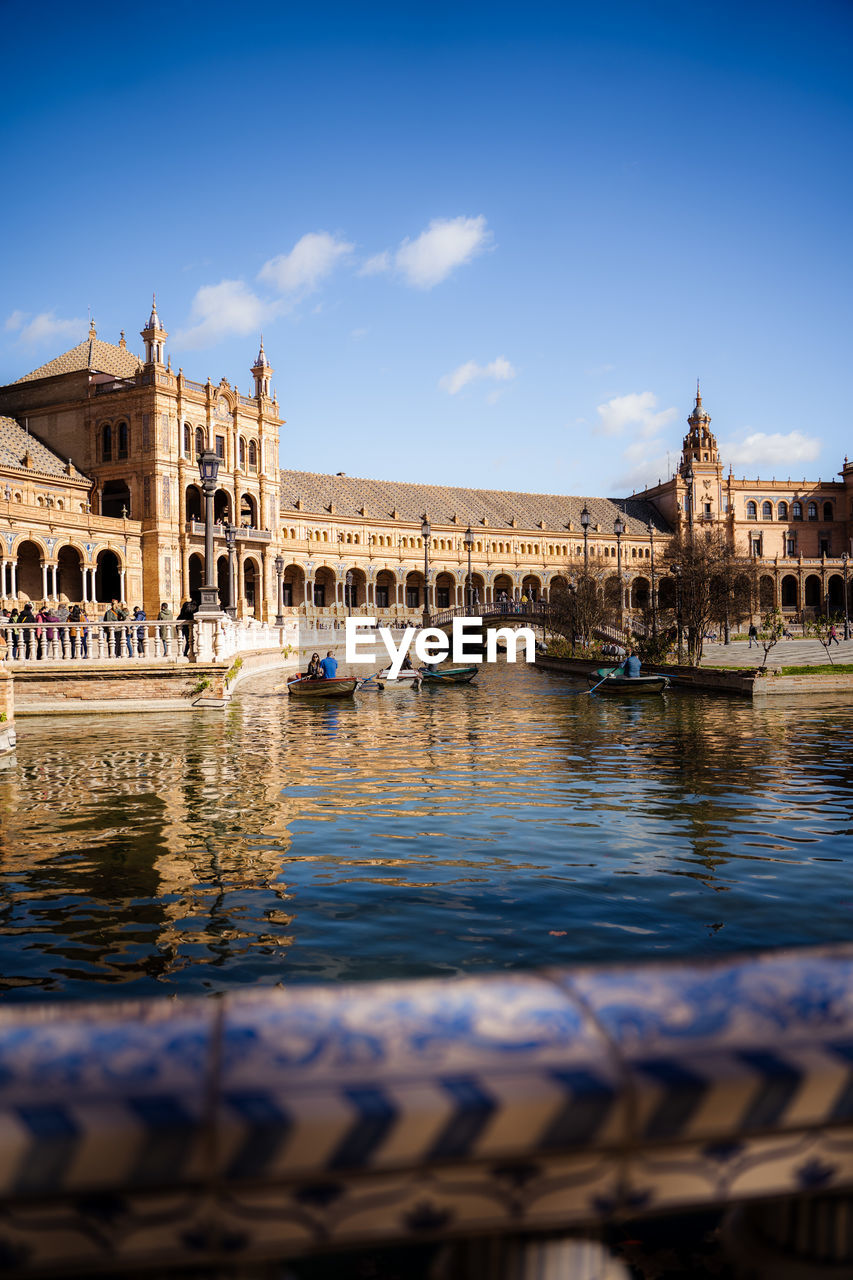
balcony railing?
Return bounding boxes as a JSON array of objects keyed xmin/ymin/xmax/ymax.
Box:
[{"xmin": 185, "ymin": 520, "xmax": 272, "ymax": 542}]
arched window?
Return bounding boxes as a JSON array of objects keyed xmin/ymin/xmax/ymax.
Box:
[
  {"xmin": 746, "ymin": 501, "xmax": 757, "ymax": 520},
  {"xmin": 117, "ymin": 421, "xmax": 129, "ymax": 459},
  {"xmin": 195, "ymin": 427, "xmax": 205, "ymax": 458},
  {"xmin": 248, "ymin": 440, "xmax": 258, "ymax": 470},
  {"xmin": 102, "ymin": 424, "xmax": 112, "ymax": 461},
  {"xmin": 808, "ymin": 502, "xmax": 818, "ymax": 521},
  {"xmin": 777, "ymin": 501, "xmax": 788, "ymax": 519},
  {"xmin": 183, "ymin": 424, "xmax": 191, "ymax": 458},
  {"xmin": 823, "ymin": 501, "xmax": 834, "ymax": 522},
  {"xmin": 239, "ymin": 437, "xmax": 246, "ymax": 470},
  {"xmin": 762, "ymin": 501, "xmax": 773, "ymax": 520},
  {"xmin": 792, "ymin": 501, "xmax": 802, "ymax": 520}
]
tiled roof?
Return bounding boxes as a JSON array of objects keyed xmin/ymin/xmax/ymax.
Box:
[
  {"xmin": 12, "ymin": 336, "xmax": 142, "ymax": 384},
  {"xmin": 0, "ymin": 416, "xmax": 90, "ymax": 481},
  {"xmin": 279, "ymin": 469, "xmax": 670, "ymax": 535}
]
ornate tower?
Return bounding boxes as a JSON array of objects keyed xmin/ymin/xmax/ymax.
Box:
[
  {"xmin": 681, "ymin": 381, "xmax": 719, "ymax": 470},
  {"xmin": 251, "ymin": 336, "xmax": 272, "ymax": 400},
  {"xmin": 141, "ymin": 294, "xmax": 167, "ymax": 366}
]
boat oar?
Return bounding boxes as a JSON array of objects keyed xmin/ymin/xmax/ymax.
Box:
[
  {"xmin": 356, "ymin": 673, "xmax": 379, "ymax": 690},
  {"xmin": 562, "ymin": 666, "xmax": 619, "ymax": 697}
]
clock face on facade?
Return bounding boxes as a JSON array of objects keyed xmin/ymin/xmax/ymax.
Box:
[{"xmin": 215, "ymin": 398, "xmax": 231, "ymax": 420}]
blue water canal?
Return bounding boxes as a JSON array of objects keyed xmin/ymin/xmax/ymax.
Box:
[{"xmin": 1, "ymin": 661, "xmax": 851, "ymax": 1001}]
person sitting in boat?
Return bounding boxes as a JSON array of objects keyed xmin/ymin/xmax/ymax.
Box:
[
  {"xmin": 623, "ymin": 650, "xmax": 641, "ymax": 678},
  {"xmin": 306, "ymin": 652, "xmax": 322, "ymax": 678},
  {"xmin": 320, "ymin": 650, "xmax": 338, "ymax": 679},
  {"xmin": 400, "ymin": 652, "xmax": 413, "ymax": 670}
]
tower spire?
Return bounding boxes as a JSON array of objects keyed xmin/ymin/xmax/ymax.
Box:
[{"xmin": 141, "ymin": 293, "xmax": 167, "ymax": 366}]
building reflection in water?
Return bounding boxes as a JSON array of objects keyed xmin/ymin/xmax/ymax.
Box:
[{"xmin": 0, "ymin": 664, "xmax": 852, "ymax": 1000}]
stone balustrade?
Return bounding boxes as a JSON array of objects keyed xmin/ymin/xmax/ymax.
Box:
[
  {"xmin": 0, "ymin": 617, "xmax": 298, "ymax": 667},
  {"xmin": 0, "ymin": 945, "xmax": 852, "ymax": 1274}
]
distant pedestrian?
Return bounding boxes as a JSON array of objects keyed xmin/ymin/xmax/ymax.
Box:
[
  {"xmin": 68, "ymin": 604, "xmax": 88, "ymax": 659},
  {"xmin": 829, "ymin": 624, "xmax": 840, "ymax": 646},
  {"xmin": 133, "ymin": 606, "xmax": 147, "ymax": 655},
  {"xmin": 157, "ymin": 601, "xmax": 174, "ymax": 656},
  {"xmin": 177, "ymin": 598, "xmax": 195, "ymax": 657},
  {"xmin": 748, "ymin": 623, "xmax": 758, "ymax": 649}
]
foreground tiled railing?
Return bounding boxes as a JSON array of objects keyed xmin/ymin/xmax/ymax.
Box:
[{"xmin": 2, "ymin": 945, "xmax": 853, "ymax": 1274}]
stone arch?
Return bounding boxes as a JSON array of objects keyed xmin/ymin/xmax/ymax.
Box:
[
  {"xmin": 185, "ymin": 484, "xmax": 203, "ymax": 521},
  {"xmin": 238, "ymin": 436, "xmax": 247, "ymax": 471},
  {"xmin": 95, "ymin": 549, "xmax": 121, "ymax": 603},
  {"xmin": 313, "ymin": 564, "xmax": 335, "ymax": 608},
  {"xmin": 493, "ymin": 573, "xmax": 513, "ymax": 601},
  {"xmin": 630, "ymin": 576, "xmax": 650, "ymax": 609},
  {"xmin": 522, "ymin": 574, "xmax": 541, "ymax": 601},
  {"xmin": 823, "ymin": 501, "xmax": 834, "ymax": 522},
  {"xmin": 345, "ymin": 566, "xmax": 367, "ymax": 609},
  {"xmin": 759, "ymin": 574, "xmax": 775, "ymax": 611},
  {"xmin": 658, "ymin": 576, "xmax": 676, "ymax": 609},
  {"xmin": 195, "ymin": 427, "xmax": 205, "ymax": 458},
  {"xmin": 217, "ymin": 554, "xmax": 230, "ymax": 610},
  {"xmin": 15, "ymin": 539, "xmax": 43, "ymax": 600},
  {"xmin": 281, "ymin": 563, "xmax": 304, "ymax": 608},
  {"xmin": 804, "ymin": 574, "xmax": 822, "ymax": 608},
  {"xmin": 243, "ymin": 556, "xmax": 261, "ymax": 617},
  {"xmin": 188, "ymin": 553, "xmax": 204, "ymax": 605},
  {"xmin": 57, "ymin": 545, "xmax": 84, "ymax": 601},
  {"xmin": 405, "ymin": 569, "xmax": 424, "ymax": 610},
  {"xmin": 213, "ymin": 489, "xmax": 232, "ymax": 523},
  {"xmin": 781, "ymin": 574, "xmax": 798, "ymax": 609},
  {"xmin": 827, "ymin": 574, "xmax": 844, "ymax": 613},
  {"xmin": 248, "ymin": 440, "xmax": 258, "ymax": 471},
  {"xmin": 375, "ymin": 568, "xmax": 397, "ymax": 610},
  {"xmin": 435, "ymin": 570, "xmax": 455, "ymax": 610},
  {"xmin": 239, "ymin": 492, "xmax": 257, "ymax": 526}
]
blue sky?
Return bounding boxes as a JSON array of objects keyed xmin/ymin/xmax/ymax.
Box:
[{"xmin": 2, "ymin": 0, "xmax": 851, "ymax": 497}]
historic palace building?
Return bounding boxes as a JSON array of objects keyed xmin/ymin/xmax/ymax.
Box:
[{"xmin": 0, "ymin": 300, "xmax": 850, "ymax": 624}]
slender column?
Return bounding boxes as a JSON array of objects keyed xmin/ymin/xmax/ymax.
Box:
[
  {"xmin": 11, "ymin": 563, "xmax": 17, "ymax": 598},
  {"xmin": 119, "ymin": 569, "xmax": 127, "ymax": 604},
  {"xmin": 0, "ymin": 560, "xmax": 5, "ymax": 598},
  {"xmin": 41, "ymin": 562, "xmax": 48, "ymax": 601},
  {"xmin": 51, "ymin": 564, "xmax": 58, "ymax": 600}
]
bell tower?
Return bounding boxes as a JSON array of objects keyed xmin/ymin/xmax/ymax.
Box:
[
  {"xmin": 681, "ymin": 381, "xmax": 719, "ymax": 470},
  {"xmin": 141, "ymin": 294, "xmax": 167, "ymax": 366},
  {"xmin": 251, "ymin": 335, "xmax": 272, "ymax": 400}
]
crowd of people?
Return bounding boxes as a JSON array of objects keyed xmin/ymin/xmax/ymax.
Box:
[{"xmin": 0, "ymin": 598, "xmax": 199, "ymax": 659}]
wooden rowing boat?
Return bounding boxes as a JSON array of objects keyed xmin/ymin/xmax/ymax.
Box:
[
  {"xmin": 588, "ymin": 667, "xmax": 669, "ymax": 695},
  {"xmin": 375, "ymin": 666, "xmax": 422, "ymax": 690},
  {"xmin": 287, "ymin": 675, "xmax": 359, "ymax": 698},
  {"xmin": 420, "ymin": 665, "xmax": 478, "ymax": 685}
]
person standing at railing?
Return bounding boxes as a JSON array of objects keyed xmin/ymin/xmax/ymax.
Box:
[
  {"xmin": 117, "ymin": 604, "xmax": 133, "ymax": 658},
  {"xmin": 157, "ymin": 602, "xmax": 173, "ymax": 657},
  {"xmin": 132, "ymin": 606, "xmax": 147, "ymax": 655},
  {"xmin": 68, "ymin": 604, "xmax": 88, "ymax": 658},
  {"xmin": 177, "ymin": 598, "xmax": 195, "ymax": 658},
  {"xmin": 102, "ymin": 601, "xmax": 120, "ymax": 657}
]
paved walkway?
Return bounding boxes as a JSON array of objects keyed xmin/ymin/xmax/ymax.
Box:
[{"xmin": 700, "ymin": 637, "xmax": 853, "ymax": 668}]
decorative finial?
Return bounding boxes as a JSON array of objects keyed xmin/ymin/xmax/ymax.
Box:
[
  {"xmin": 119, "ymin": 330, "xmax": 126, "ymax": 349},
  {"xmin": 696, "ymin": 378, "xmax": 702, "ymax": 407},
  {"xmin": 88, "ymin": 318, "xmax": 97, "ymax": 339}
]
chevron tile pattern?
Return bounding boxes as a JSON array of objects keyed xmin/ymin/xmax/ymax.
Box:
[{"xmin": 0, "ymin": 947, "xmax": 852, "ymax": 1271}]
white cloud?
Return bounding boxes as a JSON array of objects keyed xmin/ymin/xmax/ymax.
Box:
[
  {"xmin": 175, "ymin": 280, "xmax": 278, "ymax": 349},
  {"xmin": 6, "ymin": 310, "xmax": 86, "ymax": 346},
  {"xmin": 439, "ymin": 355, "xmax": 516, "ymax": 396},
  {"xmin": 395, "ymin": 215, "xmax": 491, "ymax": 289},
  {"xmin": 258, "ymin": 231, "xmax": 353, "ymax": 295},
  {"xmin": 358, "ymin": 251, "xmax": 391, "ymax": 277},
  {"xmin": 721, "ymin": 431, "xmax": 821, "ymax": 470},
  {"xmin": 595, "ymin": 391, "xmax": 678, "ymax": 438}
]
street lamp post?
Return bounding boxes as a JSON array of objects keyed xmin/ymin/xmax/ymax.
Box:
[
  {"xmin": 345, "ymin": 571, "xmax": 353, "ymax": 617},
  {"xmin": 568, "ymin": 581, "xmax": 577, "ymax": 656},
  {"xmin": 224, "ymin": 521, "xmax": 237, "ymax": 618},
  {"xmin": 614, "ymin": 514, "xmax": 625, "ymax": 633},
  {"xmin": 580, "ymin": 506, "xmax": 590, "ymax": 572},
  {"xmin": 843, "ymin": 552, "xmax": 850, "ymax": 641},
  {"xmin": 463, "ymin": 526, "xmax": 474, "ymax": 612},
  {"xmin": 196, "ymin": 449, "xmax": 222, "ymax": 614},
  {"xmin": 421, "ymin": 516, "xmax": 431, "ymax": 627},
  {"xmin": 673, "ymin": 562, "xmax": 684, "ymax": 664},
  {"xmin": 274, "ymin": 553, "xmax": 285, "ymax": 627},
  {"xmin": 684, "ymin": 463, "xmax": 694, "ymax": 535},
  {"xmin": 648, "ymin": 520, "xmax": 657, "ymax": 637}
]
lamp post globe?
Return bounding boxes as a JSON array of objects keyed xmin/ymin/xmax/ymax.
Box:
[
  {"xmin": 580, "ymin": 505, "xmax": 591, "ymax": 572},
  {"xmin": 274, "ymin": 553, "xmax": 285, "ymax": 627},
  {"xmin": 196, "ymin": 449, "xmax": 222, "ymax": 614},
  {"xmin": 421, "ymin": 517, "xmax": 431, "ymax": 627},
  {"xmin": 463, "ymin": 525, "xmax": 474, "ymax": 611},
  {"xmin": 614, "ymin": 514, "xmax": 625, "ymax": 632},
  {"xmin": 223, "ymin": 520, "xmax": 237, "ymax": 619}
]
